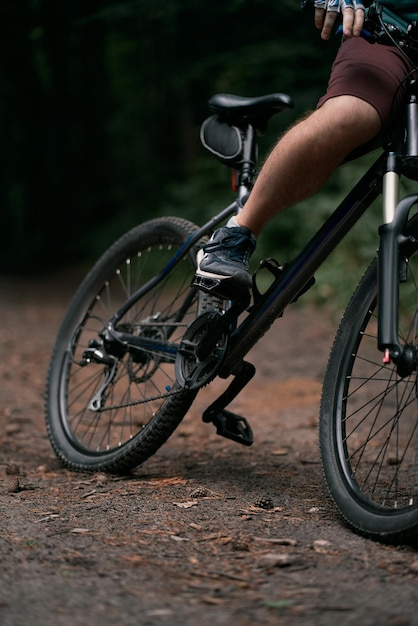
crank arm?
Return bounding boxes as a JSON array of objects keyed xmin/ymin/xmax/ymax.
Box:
[{"xmin": 202, "ymin": 361, "xmax": 256, "ymax": 446}]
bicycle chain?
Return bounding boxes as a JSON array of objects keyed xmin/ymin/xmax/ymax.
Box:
[{"xmin": 93, "ymin": 387, "xmax": 184, "ymax": 412}]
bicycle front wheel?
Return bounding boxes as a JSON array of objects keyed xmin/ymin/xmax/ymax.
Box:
[
  {"xmin": 46, "ymin": 217, "xmax": 203, "ymax": 473},
  {"xmin": 320, "ymin": 247, "xmax": 418, "ymax": 540}
]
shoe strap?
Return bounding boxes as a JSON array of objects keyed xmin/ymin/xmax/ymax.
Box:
[{"xmin": 203, "ymin": 234, "xmax": 255, "ymax": 253}]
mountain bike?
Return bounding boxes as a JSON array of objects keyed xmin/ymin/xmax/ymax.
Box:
[{"xmin": 46, "ymin": 5, "xmax": 418, "ymax": 540}]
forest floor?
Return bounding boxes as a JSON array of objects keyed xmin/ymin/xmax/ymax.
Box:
[{"xmin": 1, "ymin": 271, "xmax": 418, "ymax": 626}]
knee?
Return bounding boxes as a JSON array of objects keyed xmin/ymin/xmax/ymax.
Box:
[{"xmin": 316, "ymin": 95, "xmax": 382, "ymax": 145}]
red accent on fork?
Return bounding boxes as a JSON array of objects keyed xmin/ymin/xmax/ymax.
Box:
[{"xmin": 383, "ymin": 348, "xmax": 391, "ymax": 364}]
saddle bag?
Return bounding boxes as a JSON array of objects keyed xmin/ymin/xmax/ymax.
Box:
[{"xmin": 200, "ymin": 115, "xmax": 244, "ymax": 167}]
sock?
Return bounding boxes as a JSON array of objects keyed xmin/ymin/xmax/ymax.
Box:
[{"xmin": 226, "ymin": 216, "xmax": 257, "ymax": 241}]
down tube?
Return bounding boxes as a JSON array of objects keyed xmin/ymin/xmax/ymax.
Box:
[{"xmin": 221, "ymin": 153, "xmax": 386, "ymax": 374}]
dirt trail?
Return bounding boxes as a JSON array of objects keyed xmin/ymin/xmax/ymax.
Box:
[{"xmin": 1, "ymin": 273, "xmax": 418, "ymax": 626}]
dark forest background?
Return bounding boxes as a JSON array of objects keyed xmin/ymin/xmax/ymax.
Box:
[
  {"xmin": 3, "ymin": 0, "xmax": 405, "ymax": 294},
  {"xmin": 0, "ymin": 0, "xmax": 341, "ymax": 273}
]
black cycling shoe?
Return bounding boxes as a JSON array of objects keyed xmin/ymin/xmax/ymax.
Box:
[{"xmin": 193, "ymin": 226, "xmax": 256, "ymax": 302}]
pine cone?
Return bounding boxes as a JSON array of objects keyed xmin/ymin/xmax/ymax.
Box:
[
  {"xmin": 254, "ymin": 496, "xmax": 274, "ymax": 510},
  {"xmin": 189, "ymin": 486, "xmax": 208, "ymax": 498},
  {"xmin": 231, "ymin": 532, "xmax": 251, "ymax": 551}
]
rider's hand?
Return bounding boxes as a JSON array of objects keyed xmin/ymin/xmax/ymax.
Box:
[{"xmin": 314, "ymin": 0, "xmax": 365, "ymax": 41}]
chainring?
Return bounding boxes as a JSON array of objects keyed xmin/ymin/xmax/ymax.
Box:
[{"xmin": 175, "ymin": 310, "xmax": 229, "ymax": 390}]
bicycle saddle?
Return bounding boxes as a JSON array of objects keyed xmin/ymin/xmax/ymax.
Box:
[{"xmin": 208, "ymin": 93, "xmax": 294, "ymax": 128}]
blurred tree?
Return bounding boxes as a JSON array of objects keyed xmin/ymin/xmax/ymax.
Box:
[{"xmin": 0, "ymin": 0, "xmax": 337, "ymax": 272}]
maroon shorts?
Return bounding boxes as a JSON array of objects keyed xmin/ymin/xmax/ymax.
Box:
[{"xmin": 317, "ymin": 36, "xmax": 413, "ymax": 129}]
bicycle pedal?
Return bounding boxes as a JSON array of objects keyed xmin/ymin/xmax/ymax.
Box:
[
  {"xmin": 197, "ymin": 290, "xmax": 227, "ymax": 315},
  {"xmin": 252, "ymin": 259, "xmax": 315, "ymax": 304},
  {"xmin": 204, "ymin": 408, "xmax": 253, "ymax": 446},
  {"xmin": 192, "ymin": 274, "xmax": 250, "ymax": 306}
]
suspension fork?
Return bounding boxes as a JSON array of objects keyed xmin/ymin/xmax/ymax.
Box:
[{"xmin": 378, "ymin": 152, "xmax": 418, "ymax": 365}]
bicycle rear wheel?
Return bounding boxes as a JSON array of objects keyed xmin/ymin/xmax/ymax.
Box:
[
  {"xmin": 320, "ymin": 241, "xmax": 418, "ymax": 539},
  {"xmin": 46, "ymin": 217, "xmax": 203, "ymax": 473}
]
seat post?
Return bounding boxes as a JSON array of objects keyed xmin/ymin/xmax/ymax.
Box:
[{"xmin": 236, "ymin": 124, "xmax": 257, "ymax": 204}]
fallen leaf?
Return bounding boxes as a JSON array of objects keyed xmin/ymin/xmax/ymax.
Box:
[
  {"xmin": 173, "ymin": 500, "xmax": 199, "ymax": 508},
  {"xmin": 170, "ymin": 535, "xmax": 189, "ymax": 542},
  {"xmin": 313, "ymin": 539, "xmax": 332, "ymax": 553},
  {"xmin": 255, "ymin": 537, "xmax": 297, "ymax": 546}
]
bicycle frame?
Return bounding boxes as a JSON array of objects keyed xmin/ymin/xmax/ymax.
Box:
[
  {"xmin": 107, "ymin": 80, "xmax": 418, "ymax": 383},
  {"xmin": 107, "ymin": 149, "xmax": 400, "ymax": 375},
  {"xmin": 222, "ymin": 154, "xmax": 386, "ymax": 374},
  {"xmin": 224, "ymin": 156, "xmax": 418, "ymax": 381}
]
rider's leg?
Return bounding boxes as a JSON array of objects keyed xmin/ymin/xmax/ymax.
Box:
[
  {"xmin": 235, "ymin": 95, "xmax": 381, "ymax": 235},
  {"xmin": 195, "ymin": 35, "xmax": 412, "ymax": 295},
  {"xmin": 195, "ymin": 95, "xmax": 380, "ymax": 293}
]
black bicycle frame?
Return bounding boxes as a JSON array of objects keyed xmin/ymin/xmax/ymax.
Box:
[
  {"xmin": 221, "ymin": 82, "xmax": 418, "ymax": 376},
  {"xmin": 108, "ymin": 78, "xmax": 418, "ymax": 380},
  {"xmin": 220, "ymin": 152, "xmax": 387, "ymax": 376},
  {"xmin": 107, "ymin": 150, "xmax": 412, "ymax": 375}
]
